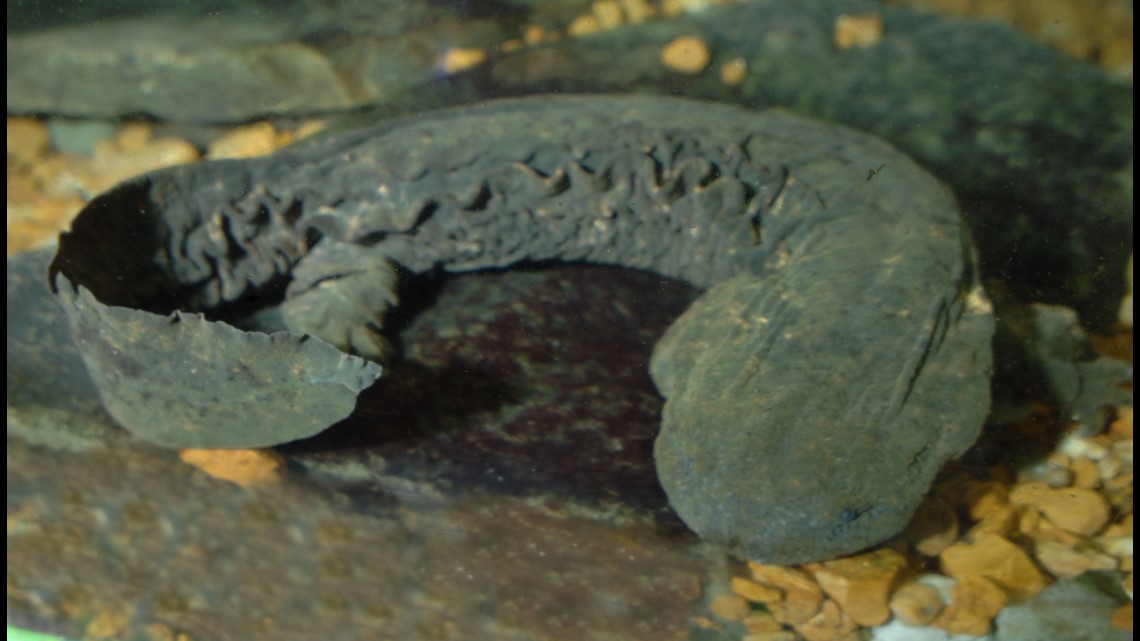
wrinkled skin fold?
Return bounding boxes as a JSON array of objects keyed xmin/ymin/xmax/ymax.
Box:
[{"xmin": 49, "ymin": 95, "xmax": 993, "ymax": 563}]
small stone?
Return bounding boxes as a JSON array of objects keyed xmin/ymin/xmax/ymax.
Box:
[
  {"xmin": 1025, "ymin": 517, "xmax": 1088, "ymax": 546},
  {"xmin": 742, "ymin": 631, "xmax": 798, "ymax": 641},
  {"xmin": 660, "ymin": 35, "xmax": 711, "ymax": 74},
  {"xmin": 966, "ymin": 504, "xmax": 1018, "ymax": 541},
  {"xmin": 592, "ymin": 0, "xmax": 624, "ymax": 29},
  {"xmin": 1111, "ymin": 603, "xmax": 1133, "ymax": 631},
  {"xmin": 692, "ymin": 615, "xmax": 721, "ymax": 630},
  {"xmin": 742, "ymin": 610, "xmax": 783, "ymax": 633},
  {"xmin": 566, "ymin": 15, "xmax": 600, "ymax": 36},
  {"xmin": 6, "ymin": 195, "xmax": 85, "ymax": 253},
  {"xmin": 178, "ymin": 448, "xmax": 285, "ymax": 488},
  {"xmin": 1017, "ymin": 504, "xmax": 1043, "ymax": 534},
  {"xmin": 902, "ymin": 494, "xmax": 959, "ymax": 556},
  {"xmin": 88, "ymin": 130, "xmax": 199, "ymax": 192},
  {"xmin": 115, "ymin": 122, "xmax": 154, "ymax": 152},
  {"xmin": 834, "ymin": 13, "xmax": 884, "ymax": 49},
  {"xmin": 749, "ymin": 562, "xmax": 824, "ymax": 625},
  {"xmin": 1096, "ymin": 535, "xmax": 1133, "ymax": 559},
  {"xmin": 1103, "ymin": 514, "xmax": 1132, "ymax": 538},
  {"xmin": 439, "ymin": 47, "xmax": 487, "ymax": 75},
  {"xmin": 720, "ymin": 58, "xmax": 748, "ymax": 86},
  {"xmin": 793, "ymin": 599, "xmax": 858, "ymax": 641},
  {"xmin": 617, "ymin": 0, "xmax": 655, "ymax": 23},
  {"xmin": 1033, "ymin": 540, "xmax": 1118, "ymax": 579},
  {"xmin": 207, "ymin": 122, "xmax": 281, "ymax": 160},
  {"xmin": 813, "ymin": 548, "xmax": 908, "ymax": 626},
  {"xmin": 7, "ymin": 117, "xmax": 50, "ymax": 163},
  {"xmin": 1042, "ymin": 465, "xmax": 1075, "ymax": 488},
  {"xmin": 732, "ymin": 575, "xmax": 784, "ymax": 603},
  {"xmin": 1009, "ymin": 481, "xmax": 1111, "ymax": 536},
  {"xmin": 85, "ymin": 608, "xmax": 130, "ymax": 640},
  {"xmin": 292, "ymin": 119, "xmax": 329, "ymax": 142},
  {"xmin": 1070, "ymin": 456, "xmax": 1103, "ymax": 488},
  {"xmin": 932, "ymin": 575, "xmax": 1007, "ymax": 637},
  {"xmin": 1109, "ymin": 407, "xmax": 1133, "ymax": 440},
  {"xmin": 940, "ymin": 534, "xmax": 1049, "ymax": 601},
  {"xmin": 709, "ymin": 593, "xmax": 750, "ymax": 622},
  {"xmin": 143, "ymin": 622, "xmax": 177, "ymax": 641},
  {"xmin": 963, "ymin": 480, "xmax": 1010, "ymax": 519},
  {"xmin": 888, "ymin": 580, "xmax": 944, "ymax": 627},
  {"xmin": 1111, "ymin": 438, "xmax": 1133, "ymax": 464}
]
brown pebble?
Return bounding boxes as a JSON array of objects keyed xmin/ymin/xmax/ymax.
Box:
[
  {"xmin": 966, "ymin": 504, "xmax": 1019, "ymax": 542},
  {"xmin": 292, "ymin": 120, "xmax": 329, "ymax": 142},
  {"xmin": 834, "ymin": 13, "xmax": 884, "ymax": 49},
  {"xmin": 1109, "ymin": 407, "xmax": 1133, "ymax": 440},
  {"xmin": 1111, "ymin": 603, "xmax": 1134, "ymax": 631},
  {"xmin": 793, "ymin": 599, "xmax": 858, "ymax": 641},
  {"xmin": 1009, "ymin": 482, "xmax": 1111, "ymax": 536},
  {"xmin": 440, "ymin": 47, "xmax": 487, "ymax": 75},
  {"xmin": 742, "ymin": 610, "xmax": 783, "ymax": 633},
  {"xmin": 963, "ymin": 480, "xmax": 1010, "ymax": 519},
  {"xmin": 932, "ymin": 575, "xmax": 1007, "ymax": 637},
  {"xmin": 520, "ymin": 25, "xmax": 544, "ymax": 45},
  {"xmin": 1103, "ymin": 514, "xmax": 1133, "ymax": 538},
  {"xmin": 618, "ymin": 0, "xmax": 656, "ymax": 23},
  {"xmin": 749, "ymin": 562, "xmax": 824, "ymax": 624},
  {"xmin": 1095, "ymin": 534, "xmax": 1133, "ymax": 561},
  {"xmin": 813, "ymin": 548, "xmax": 908, "ymax": 626},
  {"xmin": 1070, "ymin": 456, "xmax": 1103, "ymax": 488},
  {"xmin": 660, "ymin": 35, "xmax": 711, "ymax": 73},
  {"xmin": 732, "ymin": 575, "xmax": 784, "ymax": 603},
  {"xmin": 709, "ymin": 593, "xmax": 750, "ymax": 622},
  {"xmin": 692, "ymin": 615, "xmax": 722, "ymax": 630},
  {"xmin": 1025, "ymin": 515, "xmax": 1091, "ymax": 546},
  {"xmin": 207, "ymin": 122, "xmax": 281, "ymax": 160},
  {"xmin": 1041, "ymin": 465, "xmax": 1075, "ymax": 488},
  {"xmin": 742, "ymin": 631, "xmax": 798, "ymax": 641},
  {"xmin": 85, "ymin": 608, "xmax": 129, "ymax": 640},
  {"xmin": 720, "ymin": 57, "xmax": 748, "ymax": 86},
  {"xmin": 592, "ymin": 0, "xmax": 624, "ymax": 29},
  {"xmin": 7, "ymin": 117, "xmax": 50, "ymax": 163},
  {"xmin": 90, "ymin": 132, "xmax": 199, "ymax": 192},
  {"xmin": 566, "ymin": 14, "xmax": 600, "ymax": 36},
  {"xmin": 115, "ymin": 122, "xmax": 154, "ymax": 152},
  {"xmin": 940, "ymin": 534, "xmax": 1049, "ymax": 601},
  {"xmin": 889, "ymin": 580, "xmax": 944, "ymax": 627},
  {"xmin": 178, "ymin": 448, "xmax": 285, "ymax": 489},
  {"xmin": 1033, "ymin": 540, "xmax": 1118, "ymax": 579}
]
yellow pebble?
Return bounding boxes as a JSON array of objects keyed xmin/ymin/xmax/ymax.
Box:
[
  {"xmin": 179, "ymin": 448, "xmax": 285, "ymax": 489},
  {"xmin": 720, "ymin": 57, "xmax": 748, "ymax": 86},
  {"xmin": 889, "ymin": 581, "xmax": 945, "ymax": 627},
  {"xmin": 440, "ymin": 47, "xmax": 487, "ymax": 75},
  {"xmin": 834, "ymin": 13, "xmax": 884, "ymax": 49},
  {"xmin": 709, "ymin": 593, "xmax": 750, "ymax": 621},
  {"xmin": 660, "ymin": 35, "xmax": 711, "ymax": 74}
]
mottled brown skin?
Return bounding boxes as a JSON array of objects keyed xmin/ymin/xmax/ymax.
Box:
[{"xmin": 49, "ymin": 95, "xmax": 993, "ymax": 563}]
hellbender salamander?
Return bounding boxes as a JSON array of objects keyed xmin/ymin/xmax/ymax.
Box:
[{"xmin": 49, "ymin": 95, "xmax": 994, "ymax": 563}]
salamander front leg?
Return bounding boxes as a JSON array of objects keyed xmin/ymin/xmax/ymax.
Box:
[{"xmin": 279, "ymin": 240, "xmax": 400, "ymax": 362}]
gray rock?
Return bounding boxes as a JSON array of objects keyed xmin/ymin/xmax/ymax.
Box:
[
  {"xmin": 7, "ymin": 16, "xmax": 355, "ymax": 121},
  {"xmin": 491, "ymin": 0, "xmax": 1133, "ymax": 328},
  {"xmin": 5, "ymin": 2, "xmax": 502, "ymax": 122},
  {"xmin": 994, "ymin": 572, "xmax": 1132, "ymax": 641}
]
